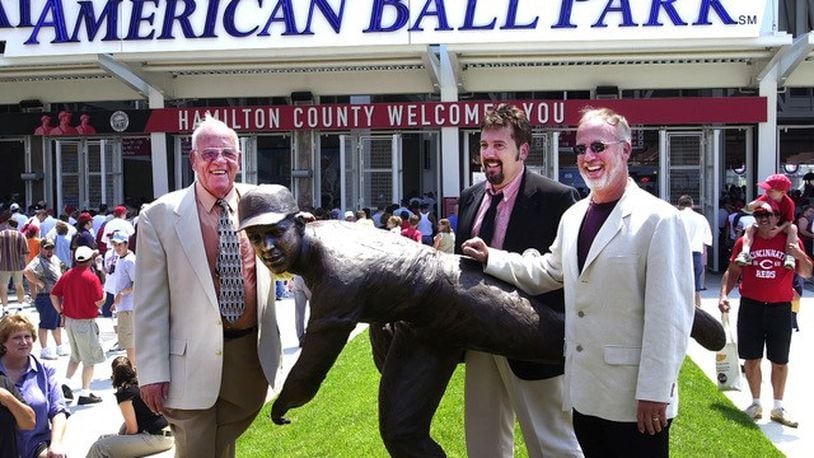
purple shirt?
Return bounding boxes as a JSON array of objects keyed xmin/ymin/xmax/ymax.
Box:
[
  {"xmin": 577, "ymin": 199, "xmax": 620, "ymax": 272},
  {"xmin": 0, "ymin": 355, "xmax": 70, "ymax": 458}
]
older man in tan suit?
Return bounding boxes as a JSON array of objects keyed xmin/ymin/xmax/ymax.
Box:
[{"xmin": 135, "ymin": 116, "xmax": 280, "ymax": 457}]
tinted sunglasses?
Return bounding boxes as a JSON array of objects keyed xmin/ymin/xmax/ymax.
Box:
[
  {"xmin": 572, "ymin": 140, "xmax": 624, "ymax": 155},
  {"xmin": 753, "ymin": 212, "xmax": 778, "ymax": 218},
  {"xmin": 198, "ymin": 148, "xmax": 239, "ymax": 162}
]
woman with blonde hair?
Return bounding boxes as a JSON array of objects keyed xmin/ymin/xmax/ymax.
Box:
[
  {"xmin": 0, "ymin": 314, "xmax": 69, "ymax": 458},
  {"xmin": 433, "ymin": 218, "xmax": 455, "ymax": 254}
]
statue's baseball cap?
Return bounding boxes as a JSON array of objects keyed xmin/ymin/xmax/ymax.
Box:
[
  {"xmin": 238, "ymin": 185, "xmax": 300, "ymax": 231},
  {"xmin": 758, "ymin": 173, "xmax": 791, "ymax": 192}
]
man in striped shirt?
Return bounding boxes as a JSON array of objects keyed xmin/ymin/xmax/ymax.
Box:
[{"xmin": 0, "ymin": 212, "xmax": 29, "ymax": 315}]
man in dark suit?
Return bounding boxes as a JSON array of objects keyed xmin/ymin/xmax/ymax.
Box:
[{"xmin": 455, "ymin": 104, "xmax": 583, "ymax": 457}]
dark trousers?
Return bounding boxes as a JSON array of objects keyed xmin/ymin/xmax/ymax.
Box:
[
  {"xmin": 101, "ymin": 292, "xmax": 114, "ymax": 318},
  {"xmin": 573, "ymin": 409, "xmax": 670, "ymax": 458}
]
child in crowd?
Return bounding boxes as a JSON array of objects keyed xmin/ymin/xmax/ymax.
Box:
[
  {"xmin": 86, "ymin": 356, "xmax": 174, "ymax": 458},
  {"xmin": 400, "ymin": 214, "xmax": 423, "ymax": 242},
  {"xmin": 735, "ymin": 173, "xmax": 799, "ymax": 269},
  {"xmin": 386, "ymin": 215, "xmax": 402, "ymax": 234}
]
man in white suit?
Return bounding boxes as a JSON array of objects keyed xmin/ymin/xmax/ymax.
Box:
[
  {"xmin": 134, "ymin": 117, "xmax": 280, "ymax": 457},
  {"xmin": 463, "ymin": 107, "xmax": 694, "ymax": 457}
]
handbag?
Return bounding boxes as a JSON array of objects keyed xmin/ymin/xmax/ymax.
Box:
[{"xmin": 715, "ymin": 312, "xmax": 742, "ymax": 391}]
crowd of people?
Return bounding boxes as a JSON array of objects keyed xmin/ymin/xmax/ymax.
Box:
[
  {"xmin": 0, "ymin": 197, "xmax": 170, "ymax": 457},
  {"xmin": 1, "ymin": 104, "xmax": 809, "ymax": 457}
]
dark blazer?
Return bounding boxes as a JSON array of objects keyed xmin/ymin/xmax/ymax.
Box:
[{"xmin": 455, "ymin": 168, "xmax": 579, "ymax": 380}]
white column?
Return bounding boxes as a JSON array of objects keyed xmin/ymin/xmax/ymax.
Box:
[
  {"xmin": 758, "ymin": 74, "xmax": 779, "ymax": 190},
  {"xmin": 149, "ymin": 87, "xmax": 169, "ymax": 198},
  {"xmin": 439, "ymin": 45, "xmax": 460, "ymax": 199}
]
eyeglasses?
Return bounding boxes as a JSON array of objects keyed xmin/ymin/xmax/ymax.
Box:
[
  {"xmin": 753, "ymin": 212, "xmax": 778, "ymax": 218},
  {"xmin": 197, "ymin": 148, "xmax": 239, "ymax": 162},
  {"xmin": 572, "ymin": 140, "xmax": 625, "ymax": 155}
]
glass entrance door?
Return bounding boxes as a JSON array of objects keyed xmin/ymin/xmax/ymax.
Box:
[
  {"xmin": 54, "ymin": 139, "xmax": 122, "ymax": 211},
  {"xmin": 665, "ymin": 132, "xmax": 705, "ymax": 205},
  {"xmin": 339, "ymin": 134, "xmax": 402, "ymax": 212}
]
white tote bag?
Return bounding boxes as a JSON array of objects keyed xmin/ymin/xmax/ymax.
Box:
[{"xmin": 716, "ymin": 312, "xmax": 742, "ymax": 391}]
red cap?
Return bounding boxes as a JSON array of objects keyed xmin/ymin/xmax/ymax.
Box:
[
  {"xmin": 753, "ymin": 199, "xmax": 780, "ymax": 215},
  {"xmin": 758, "ymin": 173, "xmax": 791, "ymax": 192},
  {"xmin": 77, "ymin": 212, "xmax": 92, "ymax": 225},
  {"xmin": 114, "ymin": 205, "xmax": 127, "ymax": 217}
]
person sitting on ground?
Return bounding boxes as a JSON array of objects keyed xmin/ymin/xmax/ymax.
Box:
[
  {"xmin": 736, "ymin": 174, "xmax": 799, "ymax": 270},
  {"xmin": 0, "ymin": 314, "xmax": 69, "ymax": 458},
  {"xmin": 432, "ymin": 218, "xmax": 455, "ymax": 254},
  {"xmin": 86, "ymin": 356, "xmax": 174, "ymax": 458}
]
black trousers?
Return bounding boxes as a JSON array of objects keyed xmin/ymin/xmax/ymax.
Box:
[{"xmin": 573, "ymin": 409, "xmax": 671, "ymax": 458}]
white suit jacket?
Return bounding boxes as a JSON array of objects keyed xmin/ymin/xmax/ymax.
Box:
[
  {"xmin": 134, "ymin": 183, "xmax": 281, "ymax": 410},
  {"xmin": 486, "ymin": 179, "xmax": 693, "ymax": 422}
]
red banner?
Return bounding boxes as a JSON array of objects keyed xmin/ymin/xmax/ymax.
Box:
[{"xmin": 144, "ymin": 97, "xmax": 767, "ymax": 133}]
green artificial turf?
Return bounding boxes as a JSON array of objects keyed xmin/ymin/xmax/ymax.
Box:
[{"xmin": 238, "ymin": 331, "xmax": 781, "ymax": 457}]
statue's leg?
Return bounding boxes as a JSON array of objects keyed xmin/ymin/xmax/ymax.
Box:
[
  {"xmin": 378, "ymin": 325, "xmax": 459, "ymax": 458},
  {"xmin": 369, "ymin": 321, "xmax": 395, "ymax": 373}
]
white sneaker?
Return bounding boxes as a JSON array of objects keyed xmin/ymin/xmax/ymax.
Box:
[
  {"xmin": 735, "ymin": 252, "xmax": 752, "ymax": 266},
  {"xmin": 770, "ymin": 407, "xmax": 798, "ymax": 428},
  {"xmin": 744, "ymin": 402, "xmax": 763, "ymax": 420},
  {"xmin": 40, "ymin": 347, "xmax": 57, "ymax": 360},
  {"xmin": 56, "ymin": 345, "xmax": 70, "ymax": 357}
]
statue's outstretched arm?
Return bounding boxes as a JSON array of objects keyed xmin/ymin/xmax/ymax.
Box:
[{"xmin": 271, "ymin": 317, "xmax": 355, "ymax": 425}]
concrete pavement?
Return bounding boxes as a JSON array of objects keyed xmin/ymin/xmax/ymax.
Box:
[
  {"xmin": 689, "ymin": 272, "xmax": 811, "ymax": 458},
  {"xmin": 4, "ymin": 273, "xmax": 810, "ymax": 457}
]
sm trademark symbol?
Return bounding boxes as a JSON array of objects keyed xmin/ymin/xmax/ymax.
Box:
[{"xmin": 738, "ymin": 15, "xmax": 758, "ymax": 25}]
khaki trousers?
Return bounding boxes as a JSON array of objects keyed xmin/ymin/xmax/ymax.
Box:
[
  {"xmin": 464, "ymin": 350, "xmax": 583, "ymax": 458},
  {"xmin": 164, "ymin": 329, "xmax": 268, "ymax": 458}
]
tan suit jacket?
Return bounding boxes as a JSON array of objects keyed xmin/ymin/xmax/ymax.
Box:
[
  {"xmin": 485, "ymin": 179, "xmax": 694, "ymax": 422},
  {"xmin": 134, "ymin": 183, "xmax": 280, "ymax": 410}
]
